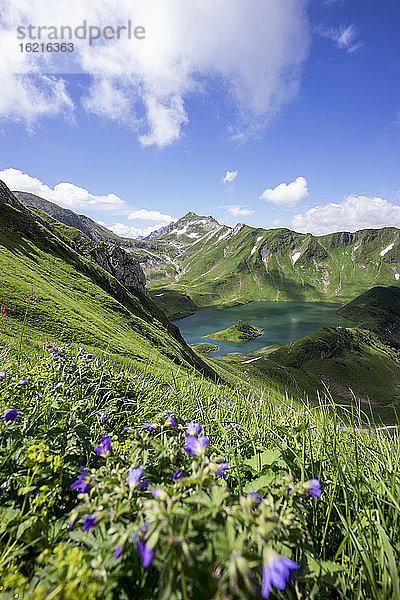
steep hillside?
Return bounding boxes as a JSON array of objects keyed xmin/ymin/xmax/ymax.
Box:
[
  {"xmin": 130, "ymin": 213, "xmax": 400, "ymax": 314},
  {"xmin": 338, "ymin": 285, "xmax": 400, "ymax": 348},
  {"xmin": 14, "ymin": 191, "xmax": 134, "ymax": 245},
  {"xmin": 0, "ymin": 182, "xmax": 216, "ymax": 378},
  {"xmin": 221, "ymin": 327, "xmax": 400, "ymax": 413}
]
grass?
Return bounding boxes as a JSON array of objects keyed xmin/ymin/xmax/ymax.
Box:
[
  {"xmin": 205, "ymin": 322, "xmax": 263, "ymax": 342},
  {"xmin": 1, "ymin": 186, "xmax": 400, "ymax": 597},
  {"xmin": 0, "ymin": 187, "xmax": 216, "ymax": 380},
  {"xmin": 0, "ymin": 340, "xmax": 399, "ymax": 598},
  {"xmin": 189, "ymin": 342, "xmax": 219, "ymax": 355},
  {"xmin": 338, "ymin": 285, "xmax": 400, "ymax": 347}
]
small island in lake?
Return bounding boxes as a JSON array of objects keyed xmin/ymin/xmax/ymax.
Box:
[
  {"xmin": 205, "ymin": 320, "xmax": 263, "ymax": 342},
  {"xmin": 190, "ymin": 342, "xmax": 219, "ymax": 355}
]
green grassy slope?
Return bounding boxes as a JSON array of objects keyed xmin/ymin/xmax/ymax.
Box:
[
  {"xmin": 130, "ymin": 213, "xmax": 400, "ymax": 314},
  {"xmin": 1, "ymin": 332, "xmax": 399, "ymax": 599},
  {"xmin": 220, "ymin": 327, "xmax": 400, "ymax": 414},
  {"xmin": 0, "ymin": 182, "xmax": 216, "ymax": 378},
  {"xmin": 338, "ymin": 285, "xmax": 400, "ymax": 348}
]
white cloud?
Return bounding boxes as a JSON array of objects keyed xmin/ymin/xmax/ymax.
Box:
[
  {"xmin": 0, "ymin": 168, "xmax": 125, "ymax": 210},
  {"xmin": 1, "ymin": 0, "xmax": 310, "ymax": 147},
  {"xmin": 128, "ymin": 209, "xmax": 174, "ymax": 224},
  {"xmin": 108, "ymin": 221, "xmax": 166, "ymax": 239},
  {"xmin": 223, "ymin": 170, "xmax": 239, "ymax": 185},
  {"xmin": 260, "ymin": 176, "xmax": 309, "ymax": 207},
  {"xmin": 321, "ymin": 24, "xmax": 361, "ymax": 54},
  {"xmin": 291, "ymin": 195, "xmax": 400, "ymax": 235},
  {"xmin": 226, "ymin": 205, "xmax": 254, "ymax": 217}
]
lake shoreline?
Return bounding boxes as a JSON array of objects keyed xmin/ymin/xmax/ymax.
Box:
[{"xmin": 173, "ymin": 301, "xmax": 347, "ymax": 357}]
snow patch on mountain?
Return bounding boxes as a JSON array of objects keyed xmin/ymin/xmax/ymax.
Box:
[
  {"xmin": 291, "ymin": 251, "xmax": 301, "ymax": 265},
  {"xmin": 380, "ymin": 243, "xmax": 395, "ymax": 257}
]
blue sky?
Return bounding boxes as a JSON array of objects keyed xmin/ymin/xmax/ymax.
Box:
[{"xmin": 0, "ymin": 0, "xmax": 399, "ymax": 237}]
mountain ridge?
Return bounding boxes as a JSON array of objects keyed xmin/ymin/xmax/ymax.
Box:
[
  {"xmin": 8, "ymin": 190, "xmax": 400, "ymax": 316},
  {"xmin": 132, "ymin": 211, "xmax": 400, "ymax": 314}
]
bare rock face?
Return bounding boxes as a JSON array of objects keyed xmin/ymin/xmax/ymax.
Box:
[{"xmin": 89, "ymin": 244, "xmax": 148, "ymax": 296}]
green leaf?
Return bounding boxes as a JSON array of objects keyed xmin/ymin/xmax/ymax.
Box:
[{"xmin": 244, "ymin": 448, "xmax": 285, "ymax": 471}]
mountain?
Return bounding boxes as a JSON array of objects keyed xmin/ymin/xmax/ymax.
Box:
[
  {"xmin": 13, "ymin": 191, "xmax": 134, "ymax": 245},
  {"xmin": 0, "ymin": 181, "xmax": 216, "ymax": 377},
  {"xmin": 338, "ymin": 285, "xmax": 400, "ymax": 348},
  {"xmin": 10, "ymin": 193, "xmax": 400, "ymax": 319},
  {"xmin": 137, "ymin": 223, "xmax": 174, "ymax": 240},
  {"xmin": 129, "ymin": 212, "xmax": 400, "ymax": 316},
  {"xmin": 223, "ymin": 326, "xmax": 400, "ymax": 412}
]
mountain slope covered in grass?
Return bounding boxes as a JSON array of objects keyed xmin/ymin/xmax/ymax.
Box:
[
  {"xmin": 216, "ymin": 285, "xmax": 400, "ymax": 417},
  {"xmin": 0, "ymin": 182, "xmax": 215, "ymax": 378},
  {"xmin": 338, "ymin": 285, "xmax": 400, "ymax": 348},
  {"xmin": 130, "ymin": 212, "xmax": 400, "ymax": 315},
  {"xmin": 222, "ymin": 327, "xmax": 400, "ymax": 413},
  {"xmin": 13, "ymin": 193, "xmax": 400, "ymax": 317}
]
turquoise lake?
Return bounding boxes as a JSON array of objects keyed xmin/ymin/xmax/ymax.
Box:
[{"xmin": 173, "ymin": 301, "xmax": 347, "ymax": 356}]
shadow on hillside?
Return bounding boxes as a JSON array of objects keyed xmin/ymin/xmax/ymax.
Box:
[
  {"xmin": 0, "ymin": 233, "xmax": 40, "ymax": 263},
  {"xmin": 261, "ymin": 268, "xmax": 323, "ymax": 301}
]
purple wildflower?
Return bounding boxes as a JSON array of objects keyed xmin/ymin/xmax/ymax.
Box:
[
  {"xmin": 101, "ymin": 412, "xmax": 108, "ymax": 421},
  {"xmin": 67, "ymin": 520, "xmax": 73, "ymax": 530},
  {"xmin": 19, "ymin": 379, "xmax": 28, "ymax": 386},
  {"xmin": 173, "ymin": 470, "xmax": 183, "ymax": 480},
  {"xmin": 250, "ymin": 490, "xmax": 263, "ymax": 503},
  {"xmin": 114, "ymin": 546, "xmax": 123, "ymax": 559},
  {"xmin": 0, "ymin": 371, "xmax": 6, "ymax": 380},
  {"xmin": 83, "ymin": 515, "xmax": 97, "ymax": 532},
  {"xmin": 261, "ymin": 551, "xmax": 299, "ymax": 598},
  {"xmin": 166, "ymin": 412, "xmax": 178, "ymax": 427},
  {"xmin": 123, "ymin": 426, "xmax": 131, "ymax": 432},
  {"xmin": 52, "ymin": 355, "xmax": 58, "ymax": 362},
  {"xmin": 53, "ymin": 382, "xmax": 62, "ymax": 391},
  {"xmin": 86, "ymin": 354, "xmax": 93, "ymax": 360},
  {"xmin": 146, "ymin": 423, "xmax": 156, "ymax": 432},
  {"xmin": 216, "ymin": 462, "xmax": 229, "ymax": 478},
  {"xmin": 304, "ymin": 479, "xmax": 321, "ymax": 499},
  {"xmin": 132, "ymin": 524, "xmax": 155, "ymax": 567},
  {"xmin": 186, "ymin": 422, "xmax": 202, "ymax": 436},
  {"xmin": 71, "ymin": 468, "xmax": 91, "ymax": 493},
  {"xmin": 94, "ymin": 435, "xmax": 111, "ymax": 457},
  {"xmin": 4, "ymin": 408, "xmax": 18, "ymax": 422},
  {"xmin": 184, "ymin": 435, "xmax": 210, "ymax": 457},
  {"xmin": 127, "ymin": 467, "xmax": 147, "ymax": 489},
  {"xmin": 137, "ymin": 537, "xmax": 154, "ymax": 568},
  {"xmin": 46, "ymin": 344, "xmax": 52, "ymax": 350},
  {"xmin": 151, "ymin": 488, "xmax": 160, "ymax": 498}
]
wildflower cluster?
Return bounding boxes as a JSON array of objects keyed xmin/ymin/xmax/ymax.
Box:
[{"xmin": 65, "ymin": 413, "xmax": 321, "ymax": 599}]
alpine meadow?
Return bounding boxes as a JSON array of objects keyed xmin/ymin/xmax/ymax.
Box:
[{"xmin": 1, "ymin": 1, "xmax": 400, "ymax": 599}]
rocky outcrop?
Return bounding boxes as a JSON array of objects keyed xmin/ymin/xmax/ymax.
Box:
[
  {"xmin": 1, "ymin": 181, "xmax": 148, "ymax": 297},
  {"xmin": 89, "ymin": 243, "xmax": 148, "ymax": 296}
]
